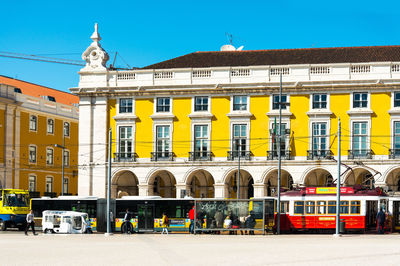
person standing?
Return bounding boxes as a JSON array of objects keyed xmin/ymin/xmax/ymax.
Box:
[
  {"xmin": 377, "ymin": 207, "xmax": 386, "ymax": 234},
  {"xmin": 188, "ymin": 206, "xmax": 195, "ymax": 234},
  {"xmin": 25, "ymin": 210, "xmax": 37, "ymax": 235},
  {"xmin": 161, "ymin": 212, "xmax": 169, "ymax": 235}
]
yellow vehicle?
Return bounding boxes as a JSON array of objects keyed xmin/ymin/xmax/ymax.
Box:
[{"xmin": 0, "ymin": 189, "xmax": 30, "ymax": 231}]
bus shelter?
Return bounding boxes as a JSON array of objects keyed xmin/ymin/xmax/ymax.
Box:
[{"xmin": 194, "ymin": 199, "xmax": 275, "ymax": 234}]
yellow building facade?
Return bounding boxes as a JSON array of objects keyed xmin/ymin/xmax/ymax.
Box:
[
  {"xmin": 0, "ymin": 76, "xmax": 79, "ymax": 197},
  {"xmin": 74, "ymin": 25, "xmax": 400, "ymax": 198}
]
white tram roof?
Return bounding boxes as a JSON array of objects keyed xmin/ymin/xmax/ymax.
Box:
[{"xmin": 42, "ymin": 210, "xmax": 88, "ymax": 216}]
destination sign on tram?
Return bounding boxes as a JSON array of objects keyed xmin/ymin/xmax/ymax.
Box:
[{"xmin": 306, "ymin": 187, "xmax": 354, "ymax": 194}]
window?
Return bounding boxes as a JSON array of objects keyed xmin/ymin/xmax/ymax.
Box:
[
  {"xmin": 350, "ymin": 201, "xmax": 361, "ymax": 214},
  {"xmin": 394, "ymin": 122, "xmax": 400, "ymax": 153},
  {"xmin": 280, "ymin": 201, "xmax": 289, "ymax": 214},
  {"xmin": 63, "ymin": 178, "xmax": 69, "ymax": 194},
  {"xmin": 312, "ymin": 122, "xmax": 327, "ymax": 153},
  {"xmin": 63, "ymin": 150, "xmax": 70, "ymax": 167},
  {"xmin": 28, "ymin": 175, "xmax": 36, "ymax": 192},
  {"xmin": 232, "ymin": 124, "xmax": 247, "ymax": 156},
  {"xmin": 294, "ymin": 201, "xmax": 304, "ymax": 215},
  {"xmin": 394, "ymin": 92, "xmax": 400, "ymax": 107},
  {"xmin": 46, "ymin": 148, "xmax": 53, "ymax": 165},
  {"xmin": 29, "ymin": 115, "xmax": 37, "ymax": 131},
  {"xmin": 306, "ymin": 201, "xmax": 315, "ymax": 215},
  {"xmin": 352, "ymin": 122, "xmax": 368, "ymax": 156},
  {"xmin": 119, "ymin": 126, "xmax": 132, "ymax": 159},
  {"xmin": 64, "ymin": 122, "xmax": 70, "ymax": 137},
  {"xmin": 194, "ymin": 97, "xmax": 208, "ymax": 111},
  {"xmin": 272, "ymin": 94, "xmax": 287, "ymax": 110},
  {"xmin": 45, "ymin": 177, "xmax": 53, "ymax": 193},
  {"xmin": 194, "ymin": 125, "xmax": 209, "ymax": 158},
  {"xmin": 119, "ymin": 98, "xmax": 133, "ymax": 113},
  {"xmin": 156, "ymin": 125, "xmax": 170, "ymax": 158},
  {"xmin": 353, "ymin": 92, "xmax": 368, "ymax": 108},
  {"xmin": 312, "ymin": 94, "xmax": 327, "ymax": 109},
  {"xmin": 328, "ymin": 201, "xmax": 336, "ymax": 214},
  {"xmin": 233, "ymin": 96, "xmax": 247, "ymax": 111},
  {"xmin": 317, "ymin": 201, "xmax": 327, "ymax": 214},
  {"xmin": 156, "ymin": 97, "xmax": 170, "ymax": 112},
  {"xmin": 270, "ymin": 123, "xmax": 288, "ymax": 153},
  {"xmin": 29, "ymin": 146, "xmax": 36, "ymax": 163},
  {"xmin": 14, "ymin": 87, "xmax": 22, "ymax": 93},
  {"xmin": 340, "ymin": 201, "xmax": 349, "ymax": 214},
  {"xmin": 47, "ymin": 119, "xmax": 54, "ymax": 134}
]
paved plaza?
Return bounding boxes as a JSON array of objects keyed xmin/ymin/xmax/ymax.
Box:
[{"xmin": 0, "ymin": 232, "xmax": 399, "ymax": 266}]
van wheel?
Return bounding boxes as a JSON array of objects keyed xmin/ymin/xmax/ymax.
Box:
[
  {"xmin": 0, "ymin": 220, "xmax": 7, "ymax": 231},
  {"xmin": 44, "ymin": 229, "xmax": 53, "ymax": 234}
]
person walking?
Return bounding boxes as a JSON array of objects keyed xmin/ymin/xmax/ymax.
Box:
[
  {"xmin": 123, "ymin": 209, "xmax": 132, "ymax": 234},
  {"xmin": 25, "ymin": 210, "xmax": 37, "ymax": 235},
  {"xmin": 161, "ymin": 212, "xmax": 169, "ymax": 235},
  {"xmin": 377, "ymin": 207, "xmax": 386, "ymax": 234},
  {"xmin": 188, "ymin": 206, "xmax": 195, "ymax": 234}
]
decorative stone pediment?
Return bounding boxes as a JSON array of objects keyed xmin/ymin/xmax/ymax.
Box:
[{"xmin": 81, "ymin": 23, "xmax": 109, "ymax": 72}]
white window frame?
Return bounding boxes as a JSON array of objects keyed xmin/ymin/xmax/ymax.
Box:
[
  {"xmin": 192, "ymin": 96, "xmax": 210, "ymax": 113},
  {"xmin": 117, "ymin": 97, "xmax": 135, "ymax": 115},
  {"xmin": 29, "ymin": 145, "xmax": 37, "ymax": 164},
  {"xmin": 269, "ymin": 121, "xmax": 290, "ymax": 152},
  {"xmin": 117, "ymin": 125, "xmax": 134, "ymax": 158},
  {"xmin": 28, "ymin": 175, "xmax": 36, "ymax": 192},
  {"xmin": 63, "ymin": 177, "xmax": 69, "ymax": 194},
  {"xmin": 191, "ymin": 123, "xmax": 211, "ymax": 155},
  {"xmin": 45, "ymin": 176, "xmax": 53, "ymax": 193},
  {"xmin": 47, "ymin": 118, "xmax": 54, "ymax": 134},
  {"xmin": 351, "ymin": 92, "xmax": 370, "ymax": 109},
  {"xmin": 311, "ymin": 93, "xmax": 329, "ymax": 110},
  {"xmin": 46, "ymin": 147, "xmax": 54, "ymax": 165},
  {"xmin": 349, "ymin": 119, "xmax": 371, "ymax": 151},
  {"xmin": 311, "ymin": 122, "xmax": 329, "ymax": 152},
  {"xmin": 63, "ymin": 122, "xmax": 70, "ymax": 137},
  {"xmin": 230, "ymin": 95, "xmax": 250, "ymax": 112},
  {"xmin": 29, "ymin": 115, "xmax": 37, "ymax": 132},
  {"xmin": 63, "ymin": 149, "xmax": 70, "ymax": 167},
  {"xmin": 270, "ymin": 94, "xmax": 290, "ymax": 111},
  {"xmin": 155, "ymin": 97, "xmax": 172, "ymax": 113},
  {"xmin": 154, "ymin": 124, "xmax": 172, "ymax": 158},
  {"xmin": 392, "ymin": 92, "xmax": 400, "ymax": 109},
  {"xmin": 392, "ymin": 120, "xmax": 400, "ymax": 151},
  {"xmin": 229, "ymin": 120, "xmax": 250, "ymax": 153}
]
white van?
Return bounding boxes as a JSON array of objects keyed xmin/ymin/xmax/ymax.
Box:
[{"xmin": 42, "ymin": 210, "xmax": 92, "ymax": 234}]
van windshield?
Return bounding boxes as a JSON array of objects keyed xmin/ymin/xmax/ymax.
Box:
[{"xmin": 3, "ymin": 193, "xmax": 28, "ymax": 207}]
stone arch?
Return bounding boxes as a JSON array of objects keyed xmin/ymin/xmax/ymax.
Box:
[
  {"xmin": 224, "ymin": 169, "xmax": 254, "ymax": 199},
  {"xmin": 302, "ymin": 167, "xmax": 334, "ymax": 187},
  {"xmin": 383, "ymin": 166, "xmax": 400, "ymax": 192},
  {"xmin": 111, "ymin": 170, "xmax": 139, "ymax": 198},
  {"xmin": 344, "ymin": 167, "xmax": 375, "ymax": 188},
  {"xmin": 262, "ymin": 168, "xmax": 293, "ymax": 196},
  {"xmin": 147, "ymin": 170, "xmax": 176, "ymax": 198},
  {"xmin": 185, "ymin": 169, "xmax": 215, "ymax": 198}
]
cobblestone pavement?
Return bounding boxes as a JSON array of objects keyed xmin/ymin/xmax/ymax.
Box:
[{"xmin": 0, "ymin": 231, "xmax": 399, "ymax": 266}]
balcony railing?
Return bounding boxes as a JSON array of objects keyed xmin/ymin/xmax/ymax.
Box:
[
  {"xmin": 113, "ymin": 152, "xmax": 137, "ymax": 162},
  {"xmin": 151, "ymin": 152, "xmax": 174, "ymax": 162},
  {"xmin": 43, "ymin": 192, "xmax": 57, "ymax": 198},
  {"xmin": 188, "ymin": 151, "xmax": 212, "ymax": 161},
  {"xmin": 227, "ymin": 151, "xmax": 251, "ymax": 161},
  {"xmin": 267, "ymin": 150, "xmax": 291, "ymax": 160},
  {"xmin": 389, "ymin": 149, "xmax": 400, "ymax": 159},
  {"xmin": 29, "ymin": 191, "xmax": 41, "ymax": 198},
  {"xmin": 348, "ymin": 149, "xmax": 373, "ymax": 159},
  {"xmin": 307, "ymin": 150, "xmax": 333, "ymax": 160}
]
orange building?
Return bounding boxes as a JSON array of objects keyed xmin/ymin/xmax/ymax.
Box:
[{"xmin": 0, "ymin": 75, "xmax": 79, "ymax": 197}]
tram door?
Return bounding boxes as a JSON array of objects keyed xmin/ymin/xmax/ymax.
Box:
[
  {"xmin": 138, "ymin": 204, "xmax": 154, "ymax": 232},
  {"xmin": 365, "ymin": 201, "xmax": 378, "ymax": 229},
  {"xmin": 393, "ymin": 201, "xmax": 400, "ymax": 231}
]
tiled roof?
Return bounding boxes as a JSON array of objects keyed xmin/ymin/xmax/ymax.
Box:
[
  {"xmin": 0, "ymin": 75, "xmax": 79, "ymax": 106},
  {"xmin": 143, "ymin": 45, "xmax": 400, "ymax": 69}
]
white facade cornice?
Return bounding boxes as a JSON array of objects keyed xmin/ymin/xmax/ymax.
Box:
[
  {"xmin": 266, "ymin": 110, "xmax": 293, "ymax": 117},
  {"xmin": 226, "ymin": 111, "xmax": 253, "ymax": 118}
]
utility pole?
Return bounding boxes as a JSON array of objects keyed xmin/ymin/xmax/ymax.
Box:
[
  {"xmin": 335, "ymin": 118, "xmax": 342, "ymax": 236},
  {"xmin": 106, "ymin": 128, "xmax": 112, "ymax": 236}
]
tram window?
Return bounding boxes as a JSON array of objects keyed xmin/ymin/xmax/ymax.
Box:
[
  {"xmin": 306, "ymin": 201, "xmax": 315, "ymax": 215},
  {"xmin": 294, "ymin": 201, "xmax": 304, "ymax": 215},
  {"xmin": 280, "ymin": 201, "xmax": 289, "ymax": 214},
  {"xmin": 317, "ymin": 201, "xmax": 327, "ymax": 214},
  {"xmin": 328, "ymin": 201, "xmax": 336, "ymax": 214},
  {"xmin": 340, "ymin": 201, "xmax": 349, "ymax": 214},
  {"xmin": 350, "ymin": 201, "xmax": 361, "ymax": 214}
]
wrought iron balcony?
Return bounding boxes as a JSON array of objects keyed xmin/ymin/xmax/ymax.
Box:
[
  {"xmin": 348, "ymin": 149, "xmax": 373, "ymax": 159},
  {"xmin": 29, "ymin": 191, "xmax": 41, "ymax": 198},
  {"xmin": 389, "ymin": 149, "xmax": 400, "ymax": 159},
  {"xmin": 188, "ymin": 151, "xmax": 212, "ymax": 161},
  {"xmin": 43, "ymin": 192, "xmax": 57, "ymax": 198},
  {"xmin": 113, "ymin": 152, "xmax": 137, "ymax": 162},
  {"xmin": 227, "ymin": 150, "xmax": 251, "ymax": 161},
  {"xmin": 267, "ymin": 150, "xmax": 291, "ymax": 160},
  {"xmin": 307, "ymin": 150, "xmax": 333, "ymax": 160},
  {"xmin": 151, "ymin": 152, "xmax": 174, "ymax": 161}
]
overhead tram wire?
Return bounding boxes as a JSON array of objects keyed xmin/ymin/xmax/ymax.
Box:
[{"xmin": 0, "ymin": 51, "xmax": 85, "ymax": 66}]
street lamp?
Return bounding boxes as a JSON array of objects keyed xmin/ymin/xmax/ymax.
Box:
[{"xmin": 54, "ymin": 132, "xmax": 65, "ymax": 196}]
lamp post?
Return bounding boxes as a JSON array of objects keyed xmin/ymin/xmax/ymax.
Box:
[{"xmin": 54, "ymin": 132, "xmax": 65, "ymax": 196}]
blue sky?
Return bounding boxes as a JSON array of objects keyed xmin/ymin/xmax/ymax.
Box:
[{"xmin": 1, "ymin": 0, "xmax": 399, "ymax": 92}]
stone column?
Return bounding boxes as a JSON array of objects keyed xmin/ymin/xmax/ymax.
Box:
[
  {"xmin": 176, "ymin": 183, "xmax": 190, "ymax": 198},
  {"xmin": 138, "ymin": 184, "xmax": 149, "ymax": 196},
  {"xmin": 253, "ymin": 183, "xmax": 265, "ymax": 198},
  {"xmin": 214, "ymin": 183, "xmax": 226, "ymax": 198}
]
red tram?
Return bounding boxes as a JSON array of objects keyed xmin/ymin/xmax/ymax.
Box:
[{"xmin": 276, "ymin": 187, "xmax": 388, "ymax": 232}]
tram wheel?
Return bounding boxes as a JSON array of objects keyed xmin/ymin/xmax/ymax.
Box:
[{"xmin": 0, "ymin": 220, "xmax": 7, "ymax": 231}]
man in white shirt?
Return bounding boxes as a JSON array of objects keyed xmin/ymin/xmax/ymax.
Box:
[{"xmin": 25, "ymin": 210, "xmax": 37, "ymax": 235}]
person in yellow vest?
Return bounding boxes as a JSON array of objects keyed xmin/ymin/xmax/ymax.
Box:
[{"xmin": 161, "ymin": 212, "xmax": 169, "ymax": 235}]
